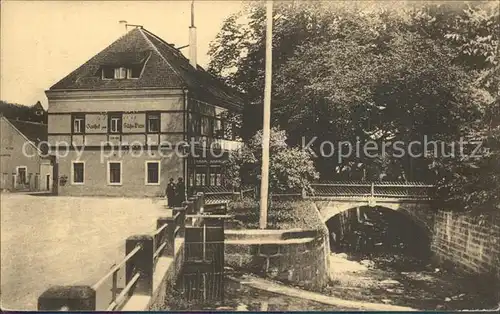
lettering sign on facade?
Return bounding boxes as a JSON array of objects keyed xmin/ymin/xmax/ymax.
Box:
[
  {"xmin": 194, "ymin": 159, "xmax": 208, "ymax": 165},
  {"xmin": 109, "ymin": 135, "xmax": 121, "ymax": 144},
  {"xmin": 122, "ymin": 113, "xmax": 145, "ymax": 133},
  {"xmin": 86, "ymin": 114, "xmax": 107, "ymax": 133}
]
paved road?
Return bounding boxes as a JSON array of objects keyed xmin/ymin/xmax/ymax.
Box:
[{"xmin": 0, "ymin": 193, "xmax": 170, "ymax": 310}]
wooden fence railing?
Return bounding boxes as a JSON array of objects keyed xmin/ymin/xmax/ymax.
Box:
[{"xmin": 37, "ymin": 192, "xmax": 208, "ymax": 311}]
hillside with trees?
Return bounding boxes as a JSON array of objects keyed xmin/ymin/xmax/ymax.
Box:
[{"xmin": 0, "ymin": 100, "xmax": 47, "ymax": 124}]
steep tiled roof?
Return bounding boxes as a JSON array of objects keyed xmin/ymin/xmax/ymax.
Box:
[
  {"xmin": 8, "ymin": 119, "xmax": 48, "ymax": 146},
  {"xmin": 49, "ymin": 27, "xmax": 244, "ymax": 110}
]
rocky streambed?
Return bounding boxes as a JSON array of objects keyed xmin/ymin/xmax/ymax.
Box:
[{"xmin": 325, "ymin": 252, "xmax": 499, "ymax": 311}]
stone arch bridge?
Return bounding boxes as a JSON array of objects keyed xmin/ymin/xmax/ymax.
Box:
[
  {"xmin": 202, "ymin": 182, "xmax": 436, "ymax": 235},
  {"xmin": 306, "ymin": 182, "xmax": 436, "ymax": 235}
]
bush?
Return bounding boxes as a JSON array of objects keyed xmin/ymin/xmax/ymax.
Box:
[
  {"xmin": 227, "ymin": 198, "xmax": 324, "ymax": 231},
  {"xmin": 222, "ymin": 127, "xmax": 319, "ymax": 192}
]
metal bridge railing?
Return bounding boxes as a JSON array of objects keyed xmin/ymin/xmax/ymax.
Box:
[{"xmin": 308, "ymin": 182, "xmax": 435, "ymax": 200}]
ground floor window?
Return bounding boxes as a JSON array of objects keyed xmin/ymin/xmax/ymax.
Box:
[
  {"xmin": 195, "ymin": 167, "xmax": 207, "ymax": 187},
  {"xmin": 145, "ymin": 161, "xmax": 160, "ymax": 185},
  {"xmin": 189, "ymin": 164, "xmax": 224, "ymax": 188},
  {"xmin": 209, "ymin": 166, "xmax": 223, "ymax": 186},
  {"xmin": 107, "ymin": 161, "xmax": 122, "ymax": 185},
  {"xmin": 71, "ymin": 161, "xmax": 85, "ymax": 184},
  {"xmin": 189, "ymin": 170, "xmax": 194, "ymax": 188}
]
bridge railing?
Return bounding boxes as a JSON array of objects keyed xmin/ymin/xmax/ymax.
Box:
[
  {"xmin": 308, "ymin": 181, "xmax": 435, "ymax": 200},
  {"xmin": 37, "ymin": 193, "xmax": 208, "ymax": 311}
]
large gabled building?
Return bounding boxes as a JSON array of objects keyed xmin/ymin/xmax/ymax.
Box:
[{"xmin": 46, "ymin": 26, "xmax": 244, "ymax": 197}]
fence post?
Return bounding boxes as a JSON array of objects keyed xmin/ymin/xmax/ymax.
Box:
[
  {"xmin": 197, "ymin": 192, "xmax": 204, "ymax": 212},
  {"xmin": 38, "ymin": 286, "xmax": 96, "ymax": 310},
  {"xmin": 173, "ymin": 206, "xmax": 187, "ymax": 237},
  {"xmin": 231, "ymin": 191, "xmax": 240, "ymax": 202},
  {"xmin": 173, "ymin": 207, "xmax": 186, "ymax": 237},
  {"xmin": 371, "ymin": 182, "xmax": 375, "ymax": 198},
  {"xmin": 222, "ymin": 203, "xmax": 228, "ymax": 215},
  {"xmin": 192, "ymin": 195, "xmax": 201, "ymax": 213},
  {"xmin": 156, "ymin": 217, "xmax": 173, "ymax": 257},
  {"xmin": 125, "ymin": 235, "xmax": 154, "ymax": 296},
  {"xmin": 184, "ymin": 199, "xmax": 194, "ymax": 217},
  {"xmin": 188, "ymin": 196, "xmax": 197, "ymax": 213},
  {"xmin": 158, "ymin": 217, "xmax": 175, "ymax": 256}
]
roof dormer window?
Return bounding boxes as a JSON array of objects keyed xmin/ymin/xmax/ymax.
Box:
[
  {"xmin": 102, "ymin": 65, "xmax": 142, "ymax": 80},
  {"xmin": 102, "ymin": 67, "xmax": 114, "ymax": 79},
  {"xmin": 114, "ymin": 67, "xmax": 127, "ymax": 79},
  {"xmin": 127, "ymin": 65, "xmax": 141, "ymax": 79}
]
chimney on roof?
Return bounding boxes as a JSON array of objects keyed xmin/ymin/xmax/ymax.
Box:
[
  {"xmin": 189, "ymin": 0, "xmax": 197, "ymax": 68},
  {"xmin": 119, "ymin": 20, "xmax": 128, "ymax": 33}
]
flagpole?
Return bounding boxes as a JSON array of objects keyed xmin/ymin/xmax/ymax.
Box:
[{"xmin": 259, "ymin": 0, "xmax": 273, "ymax": 229}]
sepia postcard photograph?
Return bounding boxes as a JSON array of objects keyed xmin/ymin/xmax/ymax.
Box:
[{"xmin": 0, "ymin": 0, "xmax": 499, "ymax": 311}]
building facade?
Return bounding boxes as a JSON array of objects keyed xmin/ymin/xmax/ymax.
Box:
[
  {"xmin": 46, "ymin": 27, "xmax": 243, "ymax": 197},
  {"xmin": 0, "ymin": 116, "xmax": 52, "ymax": 192}
]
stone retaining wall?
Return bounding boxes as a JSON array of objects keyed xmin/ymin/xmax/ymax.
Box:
[
  {"xmin": 431, "ymin": 211, "xmax": 500, "ymax": 279},
  {"xmin": 225, "ymin": 229, "xmax": 329, "ymax": 290}
]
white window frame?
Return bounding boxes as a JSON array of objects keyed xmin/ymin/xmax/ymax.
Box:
[
  {"xmin": 110, "ymin": 117, "xmax": 120, "ymax": 133},
  {"xmin": 114, "ymin": 67, "xmax": 126, "ymax": 79},
  {"xmin": 73, "ymin": 118, "xmax": 84, "ymax": 134},
  {"xmin": 16, "ymin": 166, "xmax": 27, "ymax": 184},
  {"xmin": 127, "ymin": 68, "xmax": 140, "ymax": 79},
  {"xmin": 107, "ymin": 161, "xmax": 123, "ymax": 185},
  {"xmin": 147, "ymin": 114, "xmax": 160, "ymax": 133},
  {"xmin": 102, "ymin": 68, "xmax": 114, "ymax": 80},
  {"xmin": 145, "ymin": 161, "xmax": 161, "ymax": 185},
  {"xmin": 71, "ymin": 161, "xmax": 85, "ymax": 185}
]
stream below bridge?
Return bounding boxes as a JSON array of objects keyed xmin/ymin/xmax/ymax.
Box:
[
  {"xmin": 325, "ymin": 251, "xmax": 498, "ymax": 310},
  {"xmin": 167, "ymin": 206, "xmax": 498, "ymax": 310},
  {"xmin": 167, "ymin": 251, "xmax": 498, "ymax": 311},
  {"xmin": 323, "ymin": 205, "xmax": 498, "ymax": 310}
]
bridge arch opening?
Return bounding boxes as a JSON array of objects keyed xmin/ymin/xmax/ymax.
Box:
[{"xmin": 325, "ymin": 205, "xmax": 431, "ymax": 266}]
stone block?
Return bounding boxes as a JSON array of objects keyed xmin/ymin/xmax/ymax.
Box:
[
  {"xmin": 305, "ymin": 239, "xmax": 317, "ymax": 251},
  {"xmin": 247, "ymin": 255, "xmax": 268, "ymax": 274},
  {"xmin": 267, "ymin": 254, "xmax": 285, "ymax": 272},
  {"xmin": 225, "ymin": 253, "xmax": 242, "ymax": 268},
  {"xmin": 260, "ymin": 244, "xmax": 280, "ymax": 256},
  {"xmin": 38, "ymin": 286, "xmax": 96, "ymax": 310},
  {"xmin": 249, "ymin": 244, "xmax": 260, "ymax": 255},
  {"xmin": 239, "ymin": 254, "xmax": 255, "ymax": 267},
  {"xmin": 279, "ymin": 243, "xmax": 296, "ymax": 255},
  {"xmin": 225, "ymin": 243, "xmax": 250, "ymax": 255}
]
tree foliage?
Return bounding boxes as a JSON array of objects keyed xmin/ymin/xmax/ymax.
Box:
[
  {"xmin": 211, "ymin": 1, "xmax": 500, "ymax": 212},
  {"xmin": 222, "ymin": 127, "xmax": 319, "ymax": 193}
]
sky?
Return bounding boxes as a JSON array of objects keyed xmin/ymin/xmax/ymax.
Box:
[{"xmin": 0, "ymin": 0, "xmax": 245, "ymax": 108}]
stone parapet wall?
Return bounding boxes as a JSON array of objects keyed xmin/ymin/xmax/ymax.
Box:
[{"xmin": 225, "ymin": 229, "xmax": 329, "ymax": 290}]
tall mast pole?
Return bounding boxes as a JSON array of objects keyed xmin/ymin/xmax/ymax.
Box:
[
  {"xmin": 191, "ymin": 0, "xmax": 195, "ymax": 27},
  {"xmin": 259, "ymin": 0, "xmax": 273, "ymax": 229}
]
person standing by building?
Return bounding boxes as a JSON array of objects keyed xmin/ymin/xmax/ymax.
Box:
[
  {"xmin": 175, "ymin": 177, "xmax": 186, "ymax": 207},
  {"xmin": 166, "ymin": 178, "xmax": 176, "ymax": 208}
]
